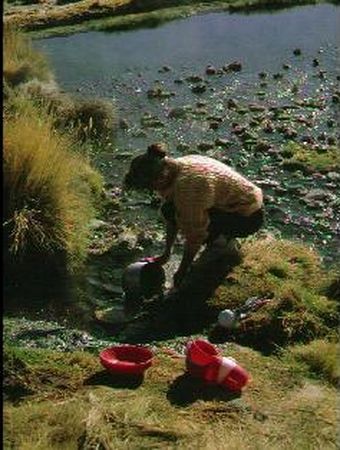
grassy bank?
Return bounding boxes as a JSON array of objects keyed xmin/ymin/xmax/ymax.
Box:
[
  {"xmin": 3, "ymin": 340, "xmax": 339, "ymax": 449},
  {"xmin": 4, "ymin": 0, "xmax": 340, "ymax": 38},
  {"xmin": 209, "ymin": 238, "xmax": 339, "ymax": 348}
]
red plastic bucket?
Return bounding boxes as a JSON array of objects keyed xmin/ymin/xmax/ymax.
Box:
[
  {"xmin": 185, "ymin": 339, "xmax": 220, "ymax": 380},
  {"xmin": 185, "ymin": 339, "xmax": 250, "ymax": 391},
  {"xmin": 99, "ymin": 345, "xmax": 154, "ymax": 376}
]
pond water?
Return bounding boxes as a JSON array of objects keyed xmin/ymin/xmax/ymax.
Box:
[
  {"xmin": 36, "ymin": 4, "xmax": 339, "ymax": 87},
  {"xmin": 35, "ymin": 3, "xmax": 339, "ymax": 255}
]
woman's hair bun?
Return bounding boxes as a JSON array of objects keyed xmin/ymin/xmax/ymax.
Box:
[{"xmin": 147, "ymin": 143, "xmax": 167, "ymax": 158}]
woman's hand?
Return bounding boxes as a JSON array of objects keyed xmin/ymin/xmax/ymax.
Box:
[{"xmin": 152, "ymin": 252, "xmax": 171, "ymax": 265}]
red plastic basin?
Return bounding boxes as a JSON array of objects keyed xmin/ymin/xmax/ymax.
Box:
[{"xmin": 99, "ymin": 345, "xmax": 154, "ymax": 376}]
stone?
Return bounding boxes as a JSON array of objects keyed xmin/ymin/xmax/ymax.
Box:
[
  {"xmin": 191, "ymin": 84, "xmax": 207, "ymax": 94},
  {"xmin": 197, "ymin": 141, "xmax": 215, "ymax": 151},
  {"xmin": 227, "ymin": 98, "xmax": 238, "ymax": 109},
  {"xmin": 119, "ymin": 118, "xmax": 129, "ymax": 130},
  {"xmin": 215, "ymin": 138, "xmax": 231, "ymax": 148},
  {"xmin": 327, "ymin": 172, "xmax": 340, "ymax": 181},
  {"xmin": 254, "ymin": 141, "xmax": 271, "ymax": 152},
  {"xmin": 232, "ymin": 123, "xmax": 246, "ymax": 135},
  {"xmin": 186, "ymin": 74, "xmax": 204, "ymax": 83},
  {"xmin": 209, "ymin": 122, "xmax": 220, "ymax": 130},
  {"xmin": 168, "ymin": 107, "xmax": 188, "ymax": 119},
  {"xmin": 303, "ymin": 189, "xmax": 330, "ymax": 203},
  {"xmin": 177, "ymin": 143, "xmax": 191, "ymax": 153},
  {"xmin": 89, "ymin": 219, "xmax": 108, "ymax": 229},
  {"xmin": 206, "ymin": 64, "xmax": 217, "ymax": 75},
  {"xmin": 223, "ymin": 61, "xmax": 242, "ymax": 72},
  {"xmin": 159, "ymin": 65, "xmax": 172, "ymax": 73},
  {"xmin": 249, "ymin": 103, "xmax": 266, "ymax": 112}
]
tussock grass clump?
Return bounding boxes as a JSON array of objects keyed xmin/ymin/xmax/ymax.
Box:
[
  {"xmin": 286, "ymin": 339, "xmax": 340, "ymax": 386},
  {"xmin": 3, "ymin": 97, "xmax": 103, "ymax": 271},
  {"xmin": 3, "ymin": 25, "xmax": 51, "ymax": 87},
  {"xmin": 210, "ymin": 237, "xmax": 339, "ymax": 348},
  {"xmin": 20, "ymin": 79, "xmax": 117, "ymax": 140}
]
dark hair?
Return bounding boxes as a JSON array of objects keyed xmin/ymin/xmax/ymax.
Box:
[
  {"xmin": 124, "ymin": 143, "xmax": 168, "ymax": 190},
  {"xmin": 147, "ymin": 143, "xmax": 167, "ymax": 158}
]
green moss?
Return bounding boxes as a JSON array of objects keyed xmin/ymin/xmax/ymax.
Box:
[{"xmin": 282, "ymin": 142, "xmax": 340, "ymax": 173}]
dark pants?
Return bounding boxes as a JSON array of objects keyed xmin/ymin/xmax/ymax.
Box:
[{"xmin": 161, "ymin": 202, "xmax": 265, "ymax": 244}]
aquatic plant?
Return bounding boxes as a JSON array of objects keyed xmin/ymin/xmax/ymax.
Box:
[{"xmin": 282, "ymin": 142, "xmax": 340, "ymax": 173}]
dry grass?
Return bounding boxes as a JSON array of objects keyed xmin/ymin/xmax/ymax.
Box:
[
  {"xmin": 3, "ymin": 345, "xmax": 338, "ymax": 449},
  {"xmin": 4, "ymin": 0, "xmax": 133, "ymax": 31},
  {"xmin": 3, "ymin": 24, "xmax": 51, "ymax": 86},
  {"xmin": 21, "ymin": 79, "xmax": 117, "ymax": 141},
  {"xmin": 3, "ymin": 27, "xmax": 104, "ymax": 271},
  {"xmin": 3, "ymin": 95, "xmax": 103, "ymax": 269}
]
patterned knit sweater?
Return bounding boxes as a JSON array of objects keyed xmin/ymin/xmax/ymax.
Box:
[{"xmin": 157, "ymin": 155, "xmax": 263, "ymax": 250}]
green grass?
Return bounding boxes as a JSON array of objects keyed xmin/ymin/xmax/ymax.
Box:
[
  {"xmin": 209, "ymin": 238, "xmax": 339, "ymax": 348},
  {"xmin": 284, "ymin": 339, "xmax": 340, "ymax": 385}
]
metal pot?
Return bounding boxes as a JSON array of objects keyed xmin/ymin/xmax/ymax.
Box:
[{"xmin": 122, "ymin": 260, "xmax": 165, "ymax": 301}]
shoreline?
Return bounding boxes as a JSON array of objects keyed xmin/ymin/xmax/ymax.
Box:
[{"xmin": 4, "ymin": 0, "xmax": 339, "ymax": 38}]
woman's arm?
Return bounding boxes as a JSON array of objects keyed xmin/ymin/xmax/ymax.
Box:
[{"xmin": 154, "ymin": 219, "xmax": 178, "ymax": 265}]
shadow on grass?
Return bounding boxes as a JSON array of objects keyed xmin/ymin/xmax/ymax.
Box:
[
  {"xmin": 84, "ymin": 370, "xmax": 144, "ymax": 389},
  {"xmin": 208, "ymin": 324, "xmax": 279, "ymax": 355},
  {"xmin": 119, "ymin": 242, "xmax": 242, "ymax": 343},
  {"xmin": 3, "ymin": 385, "xmax": 34, "ymax": 404},
  {"xmin": 167, "ymin": 373, "xmax": 241, "ymax": 407}
]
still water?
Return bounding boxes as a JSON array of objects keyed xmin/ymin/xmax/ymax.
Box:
[{"xmin": 35, "ymin": 4, "xmax": 339, "ymax": 89}]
